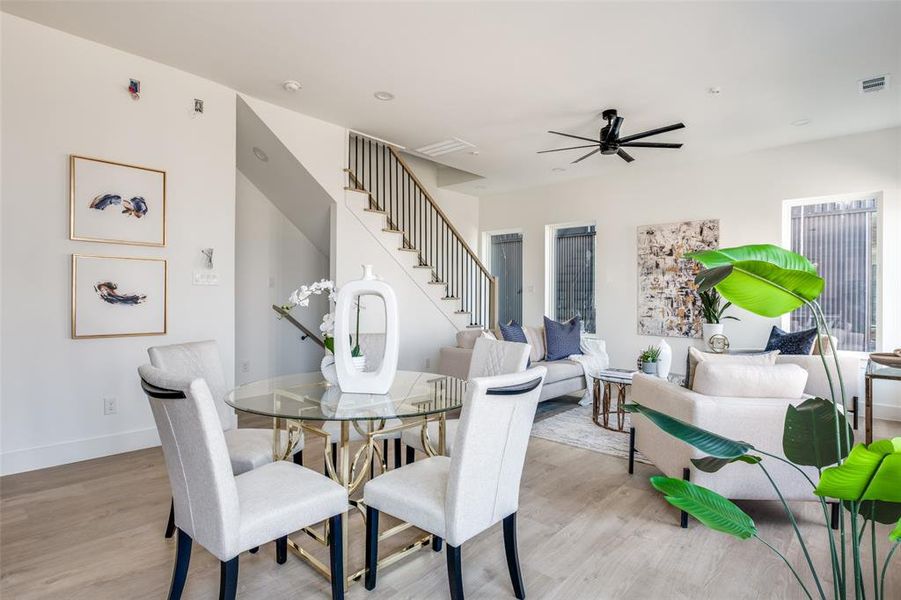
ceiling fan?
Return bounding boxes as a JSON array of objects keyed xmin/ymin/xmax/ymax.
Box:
[{"xmin": 539, "ymin": 109, "xmax": 684, "ymax": 163}]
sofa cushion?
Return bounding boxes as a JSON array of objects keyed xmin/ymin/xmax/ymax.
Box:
[
  {"xmin": 542, "ymin": 359, "xmax": 584, "ymax": 383},
  {"xmin": 498, "ymin": 321, "xmax": 528, "ymax": 344},
  {"xmin": 692, "ymin": 362, "xmax": 808, "ymax": 399},
  {"xmin": 765, "ymin": 326, "xmax": 818, "ymax": 355},
  {"xmin": 522, "ymin": 326, "xmax": 546, "ymax": 362},
  {"xmin": 687, "ymin": 346, "xmax": 780, "ymax": 389},
  {"xmin": 456, "ymin": 328, "xmax": 495, "ymax": 350},
  {"xmin": 544, "ymin": 317, "xmax": 582, "ymax": 361}
]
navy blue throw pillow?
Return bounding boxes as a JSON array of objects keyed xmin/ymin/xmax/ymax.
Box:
[
  {"xmin": 764, "ymin": 326, "xmax": 817, "ymax": 355},
  {"xmin": 498, "ymin": 321, "xmax": 530, "ymax": 366},
  {"xmin": 544, "ymin": 316, "xmax": 582, "ymax": 361}
]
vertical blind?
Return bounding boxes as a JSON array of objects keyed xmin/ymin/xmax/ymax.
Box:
[
  {"xmin": 554, "ymin": 226, "xmax": 596, "ymax": 334},
  {"xmin": 490, "ymin": 233, "xmax": 523, "ymax": 325},
  {"xmin": 789, "ymin": 198, "xmax": 877, "ymax": 351}
]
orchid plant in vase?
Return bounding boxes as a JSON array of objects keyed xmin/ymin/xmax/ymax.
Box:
[{"xmin": 280, "ymin": 279, "xmax": 366, "ymax": 381}]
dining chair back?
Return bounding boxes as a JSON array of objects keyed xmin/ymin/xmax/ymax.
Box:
[
  {"xmin": 445, "ymin": 367, "xmax": 545, "ymax": 547},
  {"xmin": 466, "ymin": 337, "xmax": 530, "ymax": 379},
  {"xmin": 140, "ymin": 364, "xmax": 241, "ymax": 559},
  {"xmin": 148, "ymin": 340, "xmax": 234, "ymax": 430}
]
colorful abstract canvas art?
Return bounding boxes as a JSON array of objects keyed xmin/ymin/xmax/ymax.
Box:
[{"xmin": 636, "ymin": 219, "xmax": 719, "ymax": 338}]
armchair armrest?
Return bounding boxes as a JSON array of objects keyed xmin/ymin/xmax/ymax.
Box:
[{"xmin": 438, "ymin": 346, "xmax": 473, "ymax": 379}]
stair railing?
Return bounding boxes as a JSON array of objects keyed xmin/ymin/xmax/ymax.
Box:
[
  {"xmin": 346, "ymin": 134, "xmax": 498, "ymax": 329},
  {"xmin": 272, "ymin": 304, "xmax": 325, "ymax": 348}
]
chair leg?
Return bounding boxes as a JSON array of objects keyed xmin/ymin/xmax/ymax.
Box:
[
  {"xmin": 830, "ymin": 502, "xmax": 840, "ymax": 530},
  {"xmin": 432, "ymin": 535, "xmax": 443, "ymax": 552},
  {"xmin": 276, "ymin": 536, "xmax": 287, "ymax": 564},
  {"xmin": 445, "ymin": 544, "xmax": 464, "ymax": 600},
  {"xmin": 394, "ymin": 438, "xmax": 402, "ymax": 469},
  {"xmin": 852, "ymin": 395, "xmax": 859, "ymax": 430},
  {"xmin": 628, "ymin": 427, "xmax": 636, "ymax": 475},
  {"xmin": 365, "ymin": 506, "xmax": 379, "ymax": 590},
  {"xmin": 503, "ymin": 513, "xmax": 525, "ymax": 600},
  {"xmin": 406, "ymin": 446, "xmax": 415, "ymax": 465},
  {"xmin": 165, "ymin": 498, "xmax": 176, "ymax": 539},
  {"xmin": 293, "ymin": 449, "xmax": 303, "ymax": 466},
  {"xmin": 329, "ymin": 514, "xmax": 345, "ymax": 600},
  {"xmin": 680, "ymin": 468, "xmax": 690, "ymax": 528},
  {"xmin": 168, "ymin": 529, "xmax": 192, "ymax": 600},
  {"xmin": 219, "ymin": 556, "xmax": 239, "ymax": 600}
]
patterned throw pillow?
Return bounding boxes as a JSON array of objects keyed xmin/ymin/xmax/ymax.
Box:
[
  {"xmin": 764, "ymin": 326, "xmax": 818, "ymax": 355},
  {"xmin": 544, "ymin": 316, "xmax": 582, "ymax": 361},
  {"xmin": 498, "ymin": 321, "xmax": 530, "ymax": 366}
]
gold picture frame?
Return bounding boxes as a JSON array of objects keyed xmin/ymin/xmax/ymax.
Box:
[
  {"xmin": 69, "ymin": 155, "xmax": 167, "ymax": 246},
  {"xmin": 71, "ymin": 254, "xmax": 168, "ymax": 339}
]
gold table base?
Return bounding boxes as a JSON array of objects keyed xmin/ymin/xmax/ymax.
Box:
[
  {"xmin": 272, "ymin": 414, "xmax": 447, "ymax": 590},
  {"xmin": 592, "ymin": 378, "xmax": 629, "ymax": 431}
]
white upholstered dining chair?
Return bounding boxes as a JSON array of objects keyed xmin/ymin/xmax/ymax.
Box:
[
  {"xmin": 148, "ymin": 341, "xmax": 305, "ymax": 539},
  {"xmin": 364, "ymin": 366, "xmax": 546, "ymax": 600},
  {"xmin": 140, "ymin": 364, "xmax": 348, "ymax": 600},
  {"xmin": 400, "ymin": 337, "xmax": 530, "ymax": 459}
]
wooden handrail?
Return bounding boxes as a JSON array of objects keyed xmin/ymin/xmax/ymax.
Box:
[
  {"xmin": 272, "ymin": 305, "xmax": 325, "ymax": 348},
  {"xmin": 385, "ymin": 145, "xmax": 493, "ymax": 281}
]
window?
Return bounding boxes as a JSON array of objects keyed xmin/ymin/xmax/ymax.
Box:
[
  {"xmin": 546, "ymin": 223, "xmax": 596, "ymax": 334},
  {"xmin": 486, "ymin": 232, "xmax": 523, "ymax": 325},
  {"xmin": 785, "ymin": 195, "xmax": 879, "ymax": 351}
]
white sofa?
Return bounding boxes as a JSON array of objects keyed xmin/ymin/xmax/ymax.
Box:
[
  {"xmin": 631, "ymin": 350, "xmax": 863, "ymax": 506},
  {"xmin": 438, "ymin": 328, "xmax": 586, "ymax": 402}
]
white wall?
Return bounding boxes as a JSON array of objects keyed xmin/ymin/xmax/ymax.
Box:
[
  {"xmin": 0, "ymin": 15, "xmax": 237, "ymax": 474},
  {"xmin": 480, "ymin": 127, "xmax": 901, "ymax": 418},
  {"xmin": 235, "ymin": 171, "xmax": 328, "ymax": 385}
]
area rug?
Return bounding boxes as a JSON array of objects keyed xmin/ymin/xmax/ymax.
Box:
[{"xmin": 530, "ymin": 404, "xmax": 650, "ymax": 464}]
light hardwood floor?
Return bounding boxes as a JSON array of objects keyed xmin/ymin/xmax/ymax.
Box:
[{"xmin": 1, "ymin": 418, "xmax": 899, "ymax": 600}]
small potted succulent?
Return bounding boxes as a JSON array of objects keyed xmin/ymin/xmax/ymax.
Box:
[
  {"xmin": 698, "ymin": 288, "xmax": 740, "ymax": 343},
  {"xmin": 639, "ymin": 345, "xmax": 661, "ymax": 375}
]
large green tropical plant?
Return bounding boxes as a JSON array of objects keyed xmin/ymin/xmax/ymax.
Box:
[{"xmin": 630, "ymin": 244, "xmax": 899, "ymax": 600}]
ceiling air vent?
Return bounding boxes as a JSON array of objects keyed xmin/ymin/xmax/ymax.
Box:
[
  {"xmin": 859, "ymin": 74, "xmax": 889, "ymax": 93},
  {"xmin": 414, "ymin": 137, "xmax": 476, "ymax": 157}
]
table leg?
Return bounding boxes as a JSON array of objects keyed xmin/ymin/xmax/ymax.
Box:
[
  {"xmin": 272, "ymin": 417, "xmax": 284, "ymax": 460},
  {"xmin": 616, "ymin": 384, "xmax": 626, "ymax": 431},
  {"xmin": 865, "ymin": 376, "xmax": 873, "ymax": 444},
  {"xmin": 602, "ymin": 383, "xmax": 612, "ymax": 428},
  {"xmin": 438, "ymin": 413, "xmax": 447, "ymax": 456},
  {"xmin": 592, "ymin": 379, "xmax": 600, "ymax": 425},
  {"xmin": 339, "ymin": 421, "xmax": 350, "ymax": 592}
]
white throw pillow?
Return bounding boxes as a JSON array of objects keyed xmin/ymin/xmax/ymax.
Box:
[
  {"xmin": 687, "ymin": 346, "xmax": 780, "ymax": 389},
  {"xmin": 456, "ymin": 329, "xmax": 495, "ymax": 349},
  {"xmin": 522, "ymin": 326, "xmax": 546, "ymax": 362},
  {"xmin": 692, "ymin": 362, "xmax": 808, "ymax": 399}
]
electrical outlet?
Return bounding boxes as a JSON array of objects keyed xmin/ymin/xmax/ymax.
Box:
[
  {"xmin": 241, "ymin": 360, "xmax": 250, "ymax": 374},
  {"xmin": 103, "ymin": 397, "xmax": 118, "ymax": 415}
]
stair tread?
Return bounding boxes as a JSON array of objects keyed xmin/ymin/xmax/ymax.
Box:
[
  {"xmin": 364, "ymin": 208, "xmax": 387, "ymax": 214},
  {"xmin": 398, "ymin": 247, "xmax": 419, "ymax": 253},
  {"xmin": 382, "ymin": 229, "xmax": 403, "ymax": 234}
]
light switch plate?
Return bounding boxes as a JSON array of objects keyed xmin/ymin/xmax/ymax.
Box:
[{"xmin": 193, "ymin": 270, "xmax": 219, "ymax": 286}]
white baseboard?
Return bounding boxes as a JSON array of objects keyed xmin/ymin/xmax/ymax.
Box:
[
  {"xmin": 873, "ymin": 402, "xmax": 901, "ymax": 422},
  {"xmin": 0, "ymin": 427, "xmax": 161, "ymax": 476}
]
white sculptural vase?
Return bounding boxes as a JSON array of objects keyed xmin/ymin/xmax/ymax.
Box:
[
  {"xmin": 320, "ymin": 354, "xmax": 338, "ymax": 385},
  {"xmin": 656, "ymin": 338, "xmax": 672, "ymax": 379},
  {"xmin": 333, "ymin": 265, "xmax": 399, "ymax": 394},
  {"xmin": 702, "ymin": 323, "xmax": 724, "ymax": 349}
]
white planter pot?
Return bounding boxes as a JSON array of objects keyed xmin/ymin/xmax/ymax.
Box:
[
  {"xmin": 320, "ymin": 354, "xmax": 338, "ymax": 385},
  {"xmin": 352, "ymin": 355, "xmax": 367, "ymax": 372},
  {"xmin": 641, "ymin": 361, "xmax": 658, "ymax": 375},
  {"xmin": 702, "ymin": 323, "xmax": 724, "ymax": 347}
]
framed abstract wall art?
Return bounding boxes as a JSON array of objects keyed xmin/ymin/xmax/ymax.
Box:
[
  {"xmin": 71, "ymin": 255, "xmax": 167, "ymax": 339},
  {"xmin": 69, "ymin": 155, "xmax": 166, "ymax": 246},
  {"xmin": 636, "ymin": 219, "xmax": 719, "ymax": 338}
]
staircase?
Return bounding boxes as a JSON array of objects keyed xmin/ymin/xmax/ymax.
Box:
[{"xmin": 345, "ymin": 133, "xmax": 498, "ymax": 330}]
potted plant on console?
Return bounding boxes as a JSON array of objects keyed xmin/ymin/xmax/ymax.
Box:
[
  {"xmin": 639, "ymin": 345, "xmax": 661, "ymax": 375},
  {"xmin": 698, "ymin": 287, "xmax": 739, "ymax": 346}
]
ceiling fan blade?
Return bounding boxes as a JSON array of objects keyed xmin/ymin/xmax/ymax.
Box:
[
  {"xmin": 617, "ymin": 149, "xmax": 635, "ymax": 163},
  {"xmin": 619, "ymin": 142, "xmax": 683, "ymax": 149},
  {"xmin": 548, "ymin": 130, "xmax": 600, "ymax": 144},
  {"xmin": 571, "ymin": 148, "xmax": 600, "ymax": 164},
  {"xmin": 537, "ymin": 144, "xmax": 599, "ymax": 154},
  {"xmin": 618, "ymin": 122, "xmax": 685, "ymax": 144},
  {"xmin": 604, "ymin": 116, "xmax": 624, "ymax": 143}
]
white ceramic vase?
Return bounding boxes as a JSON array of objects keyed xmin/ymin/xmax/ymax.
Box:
[
  {"xmin": 333, "ymin": 265, "xmax": 399, "ymax": 394},
  {"xmin": 656, "ymin": 338, "xmax": 672, "ymax": 379},
  {"xmin": 702, "ymin": 323, "xmax": 724, "ymax": 348},
  {"xmin": 320, "ymin": 354, "xmax": 338, "ymax": 385}
]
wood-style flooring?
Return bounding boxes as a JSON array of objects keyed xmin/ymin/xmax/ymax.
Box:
[{"xmin": 1, "ymin": 417, "xmax": 899, "ymax": 600}]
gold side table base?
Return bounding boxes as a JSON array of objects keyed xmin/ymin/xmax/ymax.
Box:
[{"xmin": 592, "ymin": 378, "xmax": 628, "ymax": 432}]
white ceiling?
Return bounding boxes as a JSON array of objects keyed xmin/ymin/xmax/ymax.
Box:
[{"xmin": 5, "ymin": 1, "xmax": 900, "ymax": 194}]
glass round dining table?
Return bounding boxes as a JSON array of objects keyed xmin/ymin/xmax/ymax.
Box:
[{"xmin": 225, "ymin": 369, "xmax": 467, "ymax": 588}]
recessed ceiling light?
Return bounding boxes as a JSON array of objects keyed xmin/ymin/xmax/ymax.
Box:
[
  {"xmin": 792, "ymin": 118, "xmax": 811, "ymax": 126},
  {"xmin": 373, "ymin": 91, "xmax": 395, "ymax": 101},
  {"xmin": 252, "ymin": 146, "xmax": 269, "ymax": 162},
  {"xmin": 552, "ymin": 167, "xmax": 566, "ymax": 172},
  {"xmin": 707, "ymin": 86, "xmax": 722, "ymax": 95},
  {"xmin": 282, "ymin": 80, "xmax": 302, "ymax": 92}
]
